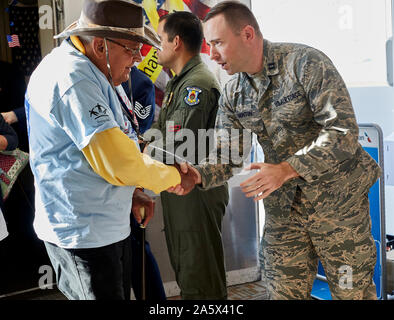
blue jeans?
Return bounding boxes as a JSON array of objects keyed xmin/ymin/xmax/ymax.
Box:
[{"xmin": 44, "ymin": 236, "xmax": 131, "ymax": 300}]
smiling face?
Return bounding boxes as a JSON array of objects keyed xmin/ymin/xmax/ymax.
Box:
[
  {"xmin": 203, "ymin": 14, "xmax": 246, "ymax": 75},
  {"xmin": 106, "ymin": 38, "xmax": 142, "ymax": 86}
]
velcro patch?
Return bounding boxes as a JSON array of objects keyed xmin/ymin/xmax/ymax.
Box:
[
  {"xmin": 184, "ymin": 87, "xmax": 202, "ymax": 106},
  {"xmin": 169, "ymin": 125, "xmax": 182, "ymax": 132}
]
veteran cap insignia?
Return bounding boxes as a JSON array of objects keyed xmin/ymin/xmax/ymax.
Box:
[{"xmin": 184, "ymin": 87, "xmax": 202, "ymax": 106}]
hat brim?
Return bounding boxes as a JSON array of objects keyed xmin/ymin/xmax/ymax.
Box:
[{"xmin": 54, "ymin": 20, "xmax": 161, "ymax": 50}]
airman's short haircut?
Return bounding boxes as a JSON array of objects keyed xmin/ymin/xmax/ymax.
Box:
[
  {"xmin": 159, "ymin": 11, "xmax": 203, "ymax": 54},
  {"xmin": 203, "ymin": 1, "xmax": 262, "ymax": 37}
]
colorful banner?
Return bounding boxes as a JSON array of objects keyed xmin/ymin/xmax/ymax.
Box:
[
  {"xmin": 137, "ymin": 47, "xmax": 163, "ymax": 84},
  {"xmin": 135, "ymin": 0, "xmax": 217, "ymax": 113}
]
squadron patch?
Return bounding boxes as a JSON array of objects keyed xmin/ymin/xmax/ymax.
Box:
[{"xmin": 184, "ymin": 87, "xmax": 202, "ymax": 106}]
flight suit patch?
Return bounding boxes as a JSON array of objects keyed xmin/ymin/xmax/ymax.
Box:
[
  {"xmin": 169, "ymin": 125, "xmax": 182, "ymax": 132},
  {"xmin": 184, "ymin": 87, "xmax": 202, "ymax": 106}
]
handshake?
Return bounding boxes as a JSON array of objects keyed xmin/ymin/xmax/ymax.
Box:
[{"xmin": 167, "ymin": 162, "xmax": 201, "ymax": 195}]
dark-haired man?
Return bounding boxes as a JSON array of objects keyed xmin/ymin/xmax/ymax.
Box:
[
  {"xmin": 182, "ymin": 1, "xmax": 381, "ymax": 300},
  {"xmin": 144, "ymin": 11, "xmax": 229, "ymax": 300}
]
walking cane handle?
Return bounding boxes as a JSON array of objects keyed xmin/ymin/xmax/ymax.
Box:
[{"xmin": 139, "ymin": 207, "xmax": 146, "ymax": 228}]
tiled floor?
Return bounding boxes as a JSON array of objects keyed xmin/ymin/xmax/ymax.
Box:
[
  {"xmin": 167, "ymin": 280, "xmax": 268, "ymax": 300},
  {"xmin": 1, "ymin": 280, "xmax": 268, "ymax": 300},
  {"xmin": 228, "ymin": 280, "xmax": 268, "ymax": 300}
]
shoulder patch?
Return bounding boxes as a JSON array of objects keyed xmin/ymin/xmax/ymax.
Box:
[{"xmin": 184, "ymin": 87, "xmax": 202, "ymax": 106}]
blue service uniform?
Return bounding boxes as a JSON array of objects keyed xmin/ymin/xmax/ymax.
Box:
[{"xmin": 122, "ymin": 66, "xmax": 155, "ymax": 134}]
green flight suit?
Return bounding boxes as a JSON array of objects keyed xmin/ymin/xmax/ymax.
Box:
[{"xmin": 146, "ymin": 55, "xmax": 229, "ymax": 300}]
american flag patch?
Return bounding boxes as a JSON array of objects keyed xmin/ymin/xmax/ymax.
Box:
[{"xmin": 7, "ymin": 34, "xmax": 20, "ymax": 48}]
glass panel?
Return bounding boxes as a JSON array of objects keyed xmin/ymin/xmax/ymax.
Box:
[{"xmin": 251, "ymin": 0, "xmax": 392, "ymax": 87}]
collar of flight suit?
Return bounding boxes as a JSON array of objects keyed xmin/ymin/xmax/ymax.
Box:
[{"xmin": 168, "ymin": 54, "xmax": 203, "ymax": 87}]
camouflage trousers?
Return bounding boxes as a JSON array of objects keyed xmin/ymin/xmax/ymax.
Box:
[{"xmin": 260, "ymin": 187, "xmax": 377, "ymax": 300}]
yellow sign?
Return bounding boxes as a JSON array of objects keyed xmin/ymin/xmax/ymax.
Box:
[
  {"xmin": 139, "ymin": 0, "xmax": 182, "ymax": 84},
  {"xmin": 168, "ymin": 0, "xmax": 184, "ymax": 12},
  {"xmin": 137, "ymin": 47, "xmax": 163, "ymax": 84}
]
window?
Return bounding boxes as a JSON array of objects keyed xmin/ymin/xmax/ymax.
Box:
[{"xmin": 251, "ymin": 0, "xmax": 393, "ymax": 87}]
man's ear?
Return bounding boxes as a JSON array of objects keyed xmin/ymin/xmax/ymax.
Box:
[
  {"xmin": 91, "ymin": 38, "xmax": 106, "ymax": 58},
  {"xmin": 241, "ymin": 25, "xmax": 255, "ymax": 42},
  {"xmin": 173, "ymin": 35, "xmax": 182, "ymax": 51}
]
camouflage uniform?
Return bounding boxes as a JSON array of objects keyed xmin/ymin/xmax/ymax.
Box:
[
  {"xmin": 196, "ymin": 40, "xmax": 381, "ymax": 300},
  {"xmin": 146, "ymin": 55, "xmax": 229, "ymax": 300}
]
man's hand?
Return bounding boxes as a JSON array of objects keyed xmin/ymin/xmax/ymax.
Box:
[
  {"xmin": 131, "ymin": 188, "xmax": 155, "ymax": 227},
  {"xmin": 166, "ymin": 162, "xmax": 201, "ymax": 195},
  {"xmin": 240, "ymin": 162, "xmax": 299, "ymax": 201},
  {"xmin": 1, "ymin": 111, "xmax": 18, "ymax": 125},
  {"xmin": 0, "ymin": 135, "xmax": 8, "ymax": 151}
]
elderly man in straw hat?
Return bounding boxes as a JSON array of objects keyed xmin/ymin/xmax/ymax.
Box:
[{"xmin": 25, "ymin": 0, "xmax": 197, "ymax": 300}]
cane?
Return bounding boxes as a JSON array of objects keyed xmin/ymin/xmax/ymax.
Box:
[{"xmin": 139, "ymin": 207, "xmax": 146, "ymax": 301}]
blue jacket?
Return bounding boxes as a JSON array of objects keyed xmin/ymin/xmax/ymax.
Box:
[{"xmin": 122, "ymin": 66, "xmax": 155, "ymax": 134}]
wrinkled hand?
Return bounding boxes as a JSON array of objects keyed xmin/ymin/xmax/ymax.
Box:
[
  {"xmin": 131, "ymin": 188, "xmax": 155, "ymax": 227},
  {"xmin": 240, "ymin": 162, "xmax": 299, "ymax": 201},
  {"xmin": 166, "ymin": 162, "xmax": 201, "ymax": 196}
]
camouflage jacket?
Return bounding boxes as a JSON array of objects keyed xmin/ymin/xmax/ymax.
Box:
[{"xmin": 197, "ymin": 39, "xmax": 381, "ymax": 213}]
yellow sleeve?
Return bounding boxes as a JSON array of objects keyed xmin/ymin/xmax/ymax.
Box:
[{"xmin": 82, "ymin": 127, "xmax": 181, "ymax": 194}]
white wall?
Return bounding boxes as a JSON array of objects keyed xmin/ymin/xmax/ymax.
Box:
[
  {"xmin": 63, "ymin": 0, "xmax": 83, "ymax": 26},
  {"xmin": 349, "ymin": 86, "xmax": 394, "ymax": 235}
]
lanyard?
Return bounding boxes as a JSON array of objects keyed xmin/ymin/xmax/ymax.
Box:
[{"xmin": 115, "ymin": 87, "xmax": 141, "ymax": 139}]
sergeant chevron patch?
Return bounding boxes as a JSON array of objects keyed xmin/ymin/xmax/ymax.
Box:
[{"xmin": 134, "ymin": 101, "xmax": 152, "ymax": 119}]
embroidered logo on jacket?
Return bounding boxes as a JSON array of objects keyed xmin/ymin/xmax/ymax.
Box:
[{"xmin": 184, "ymin": 87, "xmax": 202, "ymax": 106}]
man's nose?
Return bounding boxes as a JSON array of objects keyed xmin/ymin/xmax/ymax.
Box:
[
  {"xmin": 209, "ymin": 47, "xmax": 219, "ymax": 61},
  {"xmin": 133, "ymin": 51, "xmax": 142, "ymax": 63}
]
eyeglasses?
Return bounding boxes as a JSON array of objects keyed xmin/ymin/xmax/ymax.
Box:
[{"xmin": 106, "ymin": 38, "xmax": 141, "ymax": 56}]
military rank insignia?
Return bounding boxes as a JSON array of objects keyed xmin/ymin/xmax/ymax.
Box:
[{"xmin": 184, "ymin": 87, "xmax": 202, "ymax": 106}]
